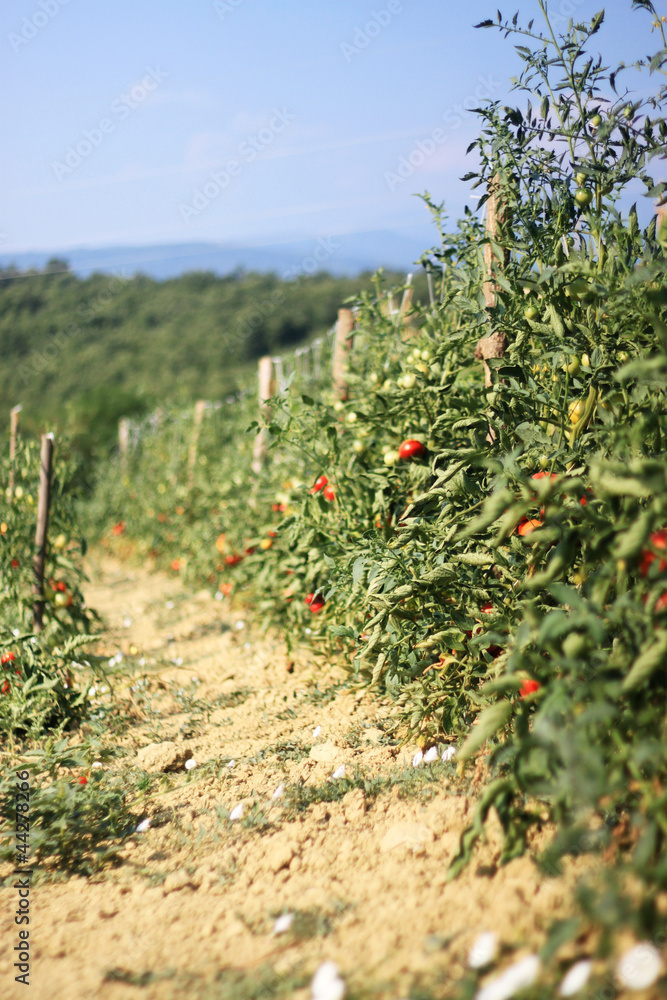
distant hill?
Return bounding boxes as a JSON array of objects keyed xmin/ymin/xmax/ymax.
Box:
[{"xmin": 0, "ymin": 229, "xmax": 431, "ymax": 282}]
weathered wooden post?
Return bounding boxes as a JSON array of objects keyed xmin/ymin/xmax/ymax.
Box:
[
  {"xmin": 252, "ymin": 356, "xmax": 275, "ymax": 474},
  {"xmin": 118, "ymin": 417, "xmax": 130, "ymax": 472},
  {"xmin": 32, "ymin": 433, "xmax": 54, "ymax": 633},
  {"xmin": 187, "ymin": 399, "xmax": 207, "ymax": 487},
  {"xmin": 8, "ymin": 404, "xmax": 22, "ymax": 503},
  {"xmin": 332, "ymin": 308, "xmax": 355, "ymax": 400},
  {"xmin": 475, "ymin": 173, "xmax": 508, "ymax": 388}
]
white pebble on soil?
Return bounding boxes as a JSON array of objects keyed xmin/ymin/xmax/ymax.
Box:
[
  {"xmin": 135, "ymin": 818, "xmax": 151, "ymax": 833},
  {"xmin": 311, "ymin": 961, "xmax": 346, "ymax": 1000},
  {"xmin": 558, "ymin": 959, "xmax": 592, "ymax": 996},
  {"xmin": 273, "ymin": 912, "xmax": 293, "ymax": 935},
  {"xmin": 184, "ymin": 759, "xmax": 196, "ymax": 770},
  {"xmin": 616, "ymin": 942, "xmax": 664, "ymax": 991},
  {"xmin": 313, "ymin": 725, "xmax": 322, "ymax": 738},
  {"xmin": 331, "ymin": 765, "xmax": 346, "ymax": 779},
  {"xmin": 468, "ymin": 931, "xmax": 498, "ymax": 969},
  {"xmin": 475, "ymin": 954, "xmax": 540, "ymax": 1000}
]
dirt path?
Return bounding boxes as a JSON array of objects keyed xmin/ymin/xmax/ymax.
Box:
[{"xmin": 1, "ymin": 554, "xmax": 585, "ymax": 1000}]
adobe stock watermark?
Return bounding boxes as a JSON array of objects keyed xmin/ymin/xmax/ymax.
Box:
[
  {"xmin": 212, "ymin": 0, "xmax": 247, "ymax": 20},
  {"xmin": 232, "ymin": 236, "xmax": 341, "ymax": 344},
  {"xmin": 384, "ymin": 73, "xmax": 502, "ymax": 191},
  {"xmin": 340, "ymin": 0, "xmax": 411, "ymax": 63},
  {"xmin": 51, "ymin": 66, "xmax": 168, "ymax": 181},
  {"xmin": 17, "ymin": 270, "xmax": 130, "ymax": 386},
  {"xmin": 7, "ymin": 0, "xmax": 73, "ymax": 54},
  {"xmin": 179, "ymin": 108, "xmax": 295, "ymax": 223}
]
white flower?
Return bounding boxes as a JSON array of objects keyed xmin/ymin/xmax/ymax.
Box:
[
  {"xmin": 616, "ymin": 942, "xmax": 664, "ymax": 991},
  {"xmin": 442, "ymin": 745, "xmax": 457, "ymax": 761},
  {"xmin": 469, "ymin": 932, "xmax": 498, "ymax": 969},
  {"xmin": 135, "ymin": 818, "xmax": 151, "ymax": 833},
  {"xmin": 185, "ymin": 759, "xmax": 196, "ymax": 770},
  {"xmin": 229, "ymin": 803, "xmax": 243, "ymax": 821},
  {"xmin": 272, "ymin": 784, "xmax": 285, "ymax": 800},
  {"xmin": 305, "ymin": 627, "xmax": 312, "ymax": 635},
  {"xmin": 12, "ymin": 628, "xmax": 20, "ymax": 637},
  {"xmin": 475, "ymin": 954, "xmax": 540, "ymax": 1000},
  {"xmin": 311, "ymin": 961, "xmax": 346, "ymax": 1000},
  {"xmin": 226, "ymin": 759, "xmax": 235, "ymax": 768},
  {"xmin": 558, "ymin": 959, "xmax": 592, "ymax": 996},
  {"xmin": 313, "ymin": 725, "xmax": 322, "ymax": 738},
  {"xmin": 89, "ymin": 685, "xmax": 97, "ymax": 697},
  {"xmin": 423, "ymin": 746, "xmax": 439, "ymax": 764},
  {"xmin": 412, "ymin": 750, "xmax": 424, "ymax": 768},
  {"xmin": 273, "ymin": 912, "xmax": 293, "ymax": 935},
  {"xmin": 91, "ymin": 761, "xmax": 103, "ymax": 769},
  {"xmin": 331, "ymin": 765, "xmax": 346, "ymax": 779}
]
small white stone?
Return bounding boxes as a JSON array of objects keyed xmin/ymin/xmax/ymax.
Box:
[
  {"xmin": 226, "ymin": 759, "xmax": 235, "ymax": 768},
  {"xmin": 331, "ymin": 765, "xmax": 346, "ymax": 779},
  {"xmin": 558, "ymin": 959, "xmax": 592, "ymax": 996},
  {"xmin": 311, "ymin": 961, "xmax": 345, "ymax": 1000},
  {"xmin": 475, "ymin": 954, "xmax": 540, "ymax": 1000},
  {"xmin": 184, "ymin": 759, "xmax": 196, "ymax": 770},
  {"xmin": 412, "ymin": 750, "xmax": 424, "ymax": 768},
  {"xmin": 229, "ymin": 803, "xmax": 243, "ymax": 821},
  {"xmin": 135, "ymin": 818, "xmax": 151, "ymax": 833},
  {"xmin": 273, "ymin": 912, "xmax": 293, "ymax": 935},
  {"xmin": 441, "ymin": 745, "xmax": 456, "ymax": 761},
  {"xmin": 91, "ymin": 761, "xmax": 103, "ymax": 769},
  {"xmin": 423, "ymin": 746, "xmax": 439, "ymax": 764},
  {"xmin": 313, "ymin": 725, "xmax": 322, "ymax": 738},
  {"xmin": 616, "ymin": 942, "xmax": 664, "ymax": 991},
  {"xmin": 469, "ymin": 931, "xmax": 498, "ymax": 969},
  {"xmin": 272, "ymin": 784, "xmax": 285, "ymax": 800}
]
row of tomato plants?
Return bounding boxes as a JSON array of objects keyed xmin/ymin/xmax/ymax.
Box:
[{"xmin": 85, "ymin": 3, "xmax": 667, "ymax": 982}]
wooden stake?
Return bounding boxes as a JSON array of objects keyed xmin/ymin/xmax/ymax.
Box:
[
  {"xmin": 252, "ymin": 356, "xmax": 276, "ymax": 474},
  {"xmin": 8, "ymin": 404, "xmax": 21, "ymax": 503},
  {"xmin": 475, "ymin": 174, "xmax": 509, "ymax": 387},
  {"xmin": 332, "ymin": 308, "xmax": 355, "ymax": 400},
  {"xmin": 187, "ymin": 399, "xmax": 207, "ymax": 486},
  {"xmin": 118, "ymin": 417, "xmax": 130, "ymax": 471},
  {"xmin": 32, "ymin": 433, "xmax": 54, "ymax": 633}
]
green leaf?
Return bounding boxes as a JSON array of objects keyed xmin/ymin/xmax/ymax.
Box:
[
  {"xmin": 621, "ymin": 631, "xmax": 667, "ymax": 692},
  {"xmin": 459, "ymin": 701, "xmax": 512, "ymax": 762}
]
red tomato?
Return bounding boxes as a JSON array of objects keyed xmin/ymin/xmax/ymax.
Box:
[
  {"xmin": 171, "ymin": 559, "xmax": 181, "ymax": 572},
  {"xmin": 77, "ymin": 775, "xmax": 88, "ymax": 786},
  {"xmin": 219, "ymin": 582, "xmax": 232, "ymax": 597},
  {"xmin": 1, "ymin": 680, "xmax": 9, "ymax": 694},
  {"xmin": 520, "ymin": 679, "xmax": 540, "ymax": 697},
  {"xmin": 309, "ymin": 474, "xmax": 328, "ymax": 494},
  {"xmin": 639, "ymin": 530, "xmax": 667, "ymax": 577},
  {"xmin": 323, "ymin": 484, "xmax": 335, "ymax": 502},
  {"xmin": 398, "ymin": 439, "xmax": 427, "ymax": 461},
  {"xmin": 310, "ymin": 599, "xmax": 325, "ymax": 613},
  {"xmin": 271, "ymin": 503, "xmax": 280, "ymax": 512},
  {"xmin": 481, "ymin": 603, "xmax": 494, "ymax": 614},
  {"xmin": 224, "ymin": 554, "xmax": 243, "ymax": 566},
  {"xmin": 655, "ymin": 592, "xmax": 667, "ymax": 613},
  {"xmin": 531, "ymin": 471, "xmax": 558, "ymax": 481},
  {"xmin": 112, "ymin": 521, "xmax": 125, "ymax": 536},
  {"xmin": 518, "ymin": 518, "xmax": 543, "ymax": 536},
  {"xmin": 244, "ymin": 546, "xmax": 256, "ymax": 555},
  {"xmin": 11, "ymin": 559, "xmax": 18, "ymax": 569},
  {"xmin": 1, "ymin": 652, "xmax": 16, "ymax": 665},
  {"xmin": 305, "ymin": 593, "xmax": 314, "ymax": 605}
]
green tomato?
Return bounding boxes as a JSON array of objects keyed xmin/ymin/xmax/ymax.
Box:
[
  {"xmin": 346, "ymin": 411, "xmax": 357, "ymax": 423},
  {"xmin": 420, "ymin": 349, "xmax": 432, "ymax": 361},
  {"xmin": 524, "ymin": 305, "xmax": 539, "ymax": 321},
  {"xmin": 401, "ymin": 372, "xmax": 417, "ymax": 389},
  {"xmin": 538, "ymin": 455, "xmax": 550, "ymax": 470},
  {"xmin": 575, "ymin": 188, "xmax": 593, "ymax": 208},
  {"xmin": 623, "ymin": 105, "xmax": 633, "ymax": 120},
  {"xmin": 383, "ymin": 450, "xmax": 399, "ymax": 466},
  {"xmin": 352, "ymin": 440, "xmax": 366, "ymax": 455},
  {"xmin": 590, "ymin": 113, "xmax": 602, "ymax": 127},
  {"xmin": 568, "ymin": 278, "xmax": 590, "ymax": 300},
  {"xmin": 575, "ymin": 172, "xmax": 586, "ymax": 186},
  {"xmin": 562, "ymin": 355, "xmax": 580, "ymax": 376},
  {"xmin": 581, "ymin": 354, "xmax": 591, "ymax": 368}
]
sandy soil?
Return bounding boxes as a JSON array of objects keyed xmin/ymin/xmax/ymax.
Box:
[{"xmin": 0, "ymin": 554, "xmax": 589, "ymax": 1000}]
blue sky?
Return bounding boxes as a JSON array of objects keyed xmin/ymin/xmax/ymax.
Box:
[{"xmin": 0, "ymin": 0, "xmax": 659, "ymax": 256}]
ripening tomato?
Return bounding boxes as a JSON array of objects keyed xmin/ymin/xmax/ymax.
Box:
[
  {"xmin": 1, "ymin": 652, "xmax": 16, "ymax": 665},
  {"xmin": 260, "ymin": 538, "xmax": 273, "ymax": 550},
  {"xmin": 224, "ymin": 554, "xmax": 243, "ymax": 566},
  {"xmin": 111, "ymin": 522, "xmax": 125, "ymax": 536},
  {"xmin": 171, "ymin": 559, "xmax": 181, "ymax": 572},
  {"xmin": 323, "ymin": 484, "xmax": 335, "ymax": 502},
  {"xmin": 54, "ymin": 591, "xmax": 73, "ymax": 608},
  {"xmin": 518, "ymin": 518, "xmax": 542, "ymax": 537},
  {"xmin": 481, "ymin": 603, "xmax": 494, "ymax": 614},
  {"xmin": 520, "ymin": 679, "xmax": 540, "ymax": 698},
  {"xmin": 655, "ymin": 593, "xmax": 667, "ymax": 613},
  {"xmin": 639, "ymin": 530, "xmax": 667, "ymax": 577},
  {"xmin": 309, "ymin": 474, "xmax": 328, "ymax": 494},
  {"xmin": 215, "ymin": 533, "xmax": 227, "ymax": 554},
  {"xmin": 398, "ymin": 439, "xmax": 427, "ymax": 461}
]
